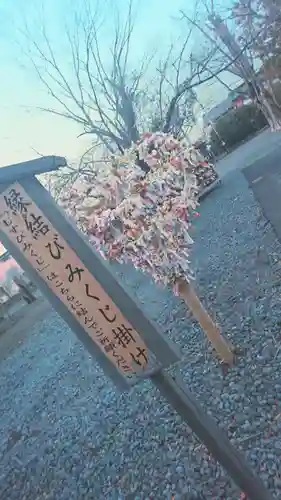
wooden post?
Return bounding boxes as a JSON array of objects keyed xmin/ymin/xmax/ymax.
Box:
[
  {"xmin": 178, "ymin": 280, "xmax": 234, "ymax": 365},
  {"xmin": 152, "ymin": 370, "xmax": 273, "ymax": 500}
]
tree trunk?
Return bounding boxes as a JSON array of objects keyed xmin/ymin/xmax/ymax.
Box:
[
  {"xmin": 257, "ymin": 91, "xmax": 281, "ymax": 131},
  {"xmin": 178, "ymin": 280, "xmax": 234, "ymax": 365},
  {"xmin": 208, "ymin": 14, "xmax": 281, "ymax": 131}
]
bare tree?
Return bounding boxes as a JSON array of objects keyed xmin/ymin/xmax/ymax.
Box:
[
  {"xmin": 25, "ymin": 0, "xmax": 217, "ymax": 157},
  {"xmin": 232, "ymin": 0, "xmax": 281, "ymax": 106},
  {"xmin": 25, "ymin": 0, "xmax": 145, "ymax": 153},
  {"xmin": 232, "ymin": 0, "xmax": 281, "ymax": 61},
  {"xmin": 181, "ymin": 0, "xmax": 281, "ymax": 130}
]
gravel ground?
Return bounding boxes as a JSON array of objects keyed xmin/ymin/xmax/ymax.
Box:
[{"xmin": 1, "ymin": 171, "xmax": 281, "ymax": 500}]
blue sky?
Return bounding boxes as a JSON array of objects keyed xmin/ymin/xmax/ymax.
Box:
[{"xmin": 0, "ymin": 0, "xmax": 234, "ymax": 166}]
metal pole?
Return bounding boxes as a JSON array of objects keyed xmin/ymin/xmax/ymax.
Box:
[{"xmin": 151, "ymin": 370, "xmax": 273, "ymax": 500}]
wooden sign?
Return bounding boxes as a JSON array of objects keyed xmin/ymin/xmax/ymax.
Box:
[
  {"xmin": 0, "ymin": 158, "xmax": 273, "ymax": 498},
  {"xmin": 0, "ymin": 183, "xmax": 151, "ymax": 380},
  {"xmin": 0, "ymin": 157, "xmax": 272, "ymax": 498}
]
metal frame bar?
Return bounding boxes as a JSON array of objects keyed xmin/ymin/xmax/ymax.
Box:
[{"xmin": 0, "ymin": 156, "xmax": 66, "ymax": 184}]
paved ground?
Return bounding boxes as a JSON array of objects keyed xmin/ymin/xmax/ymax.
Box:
[
  {"xmin": 216, "ymin": 128, "xmax": 281, "ymax": 178},
  {"xmin": 216, "ymin": 127, "xmax": 281, "ymax": 242},
  {"xmin": 242, "ymin": 146, "xmax": 281, "ymax": 240}
]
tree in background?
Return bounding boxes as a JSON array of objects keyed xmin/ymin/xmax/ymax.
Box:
[
  {"xmin": 181, "ymin": 0, "xmax": 281, "ymax": 130},
  {"xmin": 232, "ymin": 0, "xmax": 281, "ymax": 107},
  {"xmin": 26, "ymin": 0, "xmax": 214, "ymax": 157},
  {"xmin": 63, "ymin": 132, "xmax": 235, "ymax": 365},
  {"xmin": 232, "ymin": 0, "xmax": 281, "ymax": 62}
]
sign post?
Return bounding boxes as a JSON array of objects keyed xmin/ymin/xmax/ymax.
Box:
[
  {"xmin": 152, "ymin": 371, "xmax": 272, "ymax": 500},
  {"xmin": 0, "ymin": 156, "xmax": 273, "ymax": 499}
]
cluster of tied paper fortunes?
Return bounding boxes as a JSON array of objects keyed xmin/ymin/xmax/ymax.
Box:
[{"xmin": 64, "ymin": 133, "xmax": 204, "ymax": 295}]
